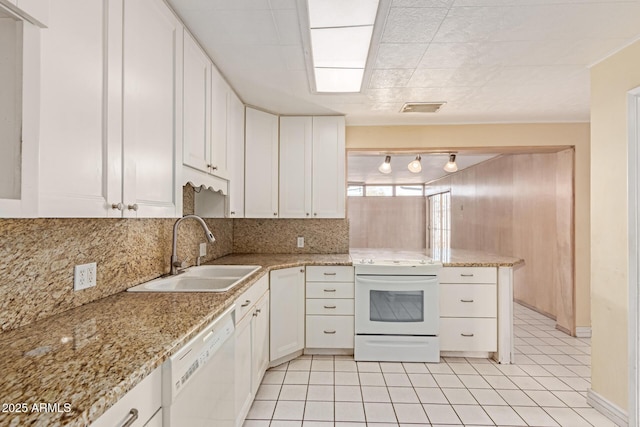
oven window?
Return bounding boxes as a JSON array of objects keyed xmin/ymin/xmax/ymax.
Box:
[{"xmin": 369, "ymin": 290, "xmax": 424, "ymax": 322}]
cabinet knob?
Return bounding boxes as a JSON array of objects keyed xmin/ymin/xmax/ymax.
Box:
[
  {"xmin": 300, "ymin": 269, "xmax": 304, "ymax": 273},
  {"xmin": 207, "ymin": 164, "xmax": 212, "ymax": 168},
  {"xmin": 306, "ymin": 213, "xmax": 309, "ymax": 216},
  {"xmin": 313, "ymin": 213, "xmax": 317, "ymax": 216},
  {"xmin": 273, "ymin": 212, "xmax": 277, "ymax": 216},
  {"xmin": 111, "ymin": 203, "xmax": 123, "ymax": 211},
  {"xmin": 230, "ymin": 211, "xmax": 236, "ymax": 215},
  {"xmin": 127, "ymin": 204, "xmax": 139, "ymax": 211},
  {"xmin": 212, "ymin": 165, "xmax": 218, "ymax": 171}
]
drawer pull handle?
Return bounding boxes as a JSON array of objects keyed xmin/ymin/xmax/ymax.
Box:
[
  {"xmin": 460, "ymin": 299, "xmax": 474, "ymax": 303},
  {"xmin": 240, "ymin": 300, "xmax": 251, "ymax": 307},
  {"xmin": 122, "ymin": 408, "xmax": 139, "ymax": 427},
  {"xmin": 460, "ymin": 274, "xmax": 474, "ymax": 277},
  {"xmin": 461, "ymin": 333, "xmax": 475, "ymax": 337},
  {"xmin": 324, "ymin": 289, "xmax": 336, "ymax": 292},
  {"xmin": 323, "ymin": 272, "xmax": 337, "ymax": 276},
  {"xmin": 324, "ymin": 330, "xmax": 336, "ymax": 334},
  {"xmin": 323, "ymin": 305, "xmax": 337, "ymax": 309}
]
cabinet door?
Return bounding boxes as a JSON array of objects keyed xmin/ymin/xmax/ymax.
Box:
[
  {"xmin": 235, "ymin": 311, "xmax": 252, "ymax": 426},
  {"xmin": 182, "ymin": 31, "xmax": 210, "ymax": 174},
  {"xmin": 312, "ymin": 116, "xmax": 345, "ymax": 218},
  {"xmin": 270, "ymin": 267, "xmax": 305, "ymax": 362},
  {"xmin": 210, "ymin": 66, "xmax": 229, "ymax": 179},
  {"xmin": 38, "ymin": 0, "xmax": 119, "ymax": 217},
  {"xmin": 226, "ymin": 92, "xmax": 244, "ymax": 218},
  {"xmin": 279, "ymin": 116, "xmax": 312, "ymax": 218},
  {"xmin": 252, "ymin": 291, "xmax": 270, "ymax": 394},
  {"xmin": 122, "ymin": 0, "xmax": 181, "ymax": 218},
  {"xmin": 245, "ymin": 107, "xmax": 279, "ymax": 218}
]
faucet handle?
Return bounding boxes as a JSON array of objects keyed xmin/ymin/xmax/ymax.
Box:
[{"xmin": 172, "ymin": 260, "xmax": 187, "ymax": 269}]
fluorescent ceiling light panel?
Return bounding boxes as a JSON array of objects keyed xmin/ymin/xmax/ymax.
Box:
[
  {"xmin": 314, "ymin": 68, "xmax": 365, "ymax": 93},
  {"xmin": 308, "ymin": 0, "xmax": 379, "ymax": 28},
  {"xmin": 307, "ymin": 0, "xmax": 379, "ymax": 93},
  {"xmin": 310, "ymin": 26, "xmax": 374, "ymax": 68}
]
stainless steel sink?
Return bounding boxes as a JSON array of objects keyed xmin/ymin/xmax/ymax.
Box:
[{"xmin": 127, "ymin": 265, "xmax": 261, "ymax": 293}]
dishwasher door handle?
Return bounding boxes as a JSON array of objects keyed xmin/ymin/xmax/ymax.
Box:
[{"xmin": 122, "ymin": 408, "xmax": 139, "ymax": 427}]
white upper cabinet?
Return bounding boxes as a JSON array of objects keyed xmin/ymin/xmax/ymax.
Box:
[
  {"xmin": 182, "ymin": 31, "xmax": 210, "ymax": 174},
  {"xmin": 210, "ymin": 66, "xmax": 229, "ymax": 180},
  {"xmin": 37, "ymin": 0, "xmax": 182, "ymax": 218},
  {"xmin": 312, "ymin": 116, "xmax": 346, "ymax": 218},
  {"xmin": 121, "ymin": 0, "xmax": 182, "ymax": 218},
  {"xmin": 279, "ymin": 117, "xmax": 313, "ymax": 218},
  {"xmin": 245, "ymin": 107, "xmax": 279, "ymax": 218},
  {"xmin": 227, "ymin": 92, "xmax": 245, "ymax": 218},
  {"xmin": 279, "ymin": 116, "xmax": 346, "ymax": 219}
]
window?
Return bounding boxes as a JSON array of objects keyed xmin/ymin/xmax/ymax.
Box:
[
  {"xmin": 365, "ymin": 185, "xmax": 393, "ymax": 196},
  {"xmin": 428, "ymin": 192, "xmax": 451, "ymax": 251},
  {"xmin": 396, "ymin": 185, "xmax": 424, "ymax": 196},
  {"xmin": 347, "ymin": 185, "xmax": 364, "ymax": 196}
]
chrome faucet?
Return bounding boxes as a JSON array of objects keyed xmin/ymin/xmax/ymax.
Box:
[{"xmin": 171, "ymin": 215, "xmax": 216, "ymax": 275}]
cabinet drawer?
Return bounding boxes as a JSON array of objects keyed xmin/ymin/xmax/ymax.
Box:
[
  {"xmin": 440, "ymin": 267, "xmax": 497, "ymax": 284},
  {"xmin": 90, "ymin": 366, "xmax": 161, "ymax": 427},
  {"xmin": 440, "ymin": 318, "xmax": 497, "ymax": 352},
  {"xmin": 306, "ymin": 315, "xmax": 354, "ymax": 348},
  {"xmin": 307, "ymin": 299, "xmax": 354, "ymax": 315},
  {"xmin": 236, "ymin": 274, "xmax": 268, "ymax": 322},
  {"xmin": 306, "ymin": 266, "xmax": 354, "ymax": 282},
  {"xmin": 306, "ymin": 282, "xmax": 354, "ymax": 299},
  {"xmin": 440, "ymin": 284, "xmax": 497, "ymax": 318}
]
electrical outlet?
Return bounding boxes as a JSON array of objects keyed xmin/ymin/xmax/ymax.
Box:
[
  {"xmin": 297, "ymin": 236, "xmax": 304, "ymax": 248},
  {"xmin": 74, "ymin": 262, "xmax": 97, "ymax": 291},
  {"xmin": 199, "ymin": 242, "xmax": 207, "ymax": 257}
]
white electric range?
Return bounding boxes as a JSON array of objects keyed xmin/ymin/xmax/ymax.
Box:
[{"xmin": 353, "ymin": 256, "xmax": 443, "ymax": 363}]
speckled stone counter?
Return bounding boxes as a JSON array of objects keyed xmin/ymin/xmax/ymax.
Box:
[
  {"xmin": 0, "ymin": 254, "xmax": 351, "ymax": 427},
  {"xmin": 350, "ymin": 248, "xmax": 524, "ymax": 267}
]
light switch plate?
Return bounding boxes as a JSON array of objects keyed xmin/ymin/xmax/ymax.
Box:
[
  {"xmin": 199, "ymin": 242, "xmax": 207, "ymax": 257},
  {"xmin": 74, "ymin": 262, "xmax": 97, "ymax": 291},
  {"xmin": 297, "ymin": 237, "xmax": 304, "ymax": 248}
]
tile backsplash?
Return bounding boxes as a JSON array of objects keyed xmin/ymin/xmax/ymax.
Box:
[{"xmin": 0, "ymin": 186, "xmax": 350, "ymax": 331}]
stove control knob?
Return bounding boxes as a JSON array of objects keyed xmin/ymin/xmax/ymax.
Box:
[
  {"xmin": 420, "ymin": 259, "xmax": 427, "ymax": 264},
  {"xmin": 367, "ymin": 259, "xmax": 374, "ymax": 264},
  {"xmin": 359, "ymin": 259, "xmax": 366, "ymax": 264}
]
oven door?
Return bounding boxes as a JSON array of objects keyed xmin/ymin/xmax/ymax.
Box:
[{"xmin": 355, "ymin": 275, "xmax": 439, "ymax": 336}]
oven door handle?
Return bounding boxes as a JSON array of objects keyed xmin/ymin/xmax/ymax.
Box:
[{"xmin": 356, "ymin": 276, "xmax": 438, "ymax": 285}]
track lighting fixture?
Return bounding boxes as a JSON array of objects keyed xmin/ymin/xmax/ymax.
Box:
[
  {"xmin": 378, "ymin": 155, "xmax": 392, "ymax": 174},
  {"xmin": 407, "ymin": 155, "xmax": 422, "ymax": 173},
  {"xmin": 444, "ymin": 154, "xmax": 458, "ymax": 173}
]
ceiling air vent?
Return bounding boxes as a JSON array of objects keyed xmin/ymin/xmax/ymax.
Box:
[{"xmin": 400, "ymin": 102, "xmax": 446, "ymax": 113}]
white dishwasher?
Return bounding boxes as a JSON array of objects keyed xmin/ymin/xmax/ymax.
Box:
[{"xmin": 162, "ymin": 306, "xmax": 235, "ymax": 427}]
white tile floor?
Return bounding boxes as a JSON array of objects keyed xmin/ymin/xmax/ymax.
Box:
[{"xmin": 244, "ymin": 303, "xmax": 615, "ymax": 426}]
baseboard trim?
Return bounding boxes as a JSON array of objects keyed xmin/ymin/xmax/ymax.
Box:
[
  {"xmin": 587, "ymin": 388, "xmax": 628, "ymax": 426},
  {"xmin": 575, "ymin": 326, "xmax": 592, "ymax": 338}
]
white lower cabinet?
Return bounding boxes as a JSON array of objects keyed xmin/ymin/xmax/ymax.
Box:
[
  {"xmin": 305, "ymin": 266, "xmax": 354, "ymax": 350},
  {"xmin": 440, "ymin": 267, "xmax": 498, "ymax": 353},
  {"xmin": 270, "ymin": 267, "xmax": 305, "ymax": 362},
  {"xmin": 90, "ymin": 366, "xmax": 161, "ymax": 427},
  {"xmin": 235, "ymin": 276, "xmax": 269, "ymax": 426}
]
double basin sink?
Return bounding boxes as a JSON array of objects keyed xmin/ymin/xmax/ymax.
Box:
[{"xmin": 127, "ymin": 265, "xmax": 261, "ymax": 293}]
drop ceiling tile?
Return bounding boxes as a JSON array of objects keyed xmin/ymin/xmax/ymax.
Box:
[
  {"xmin": 368, "ymin": 69, "xmax": 414, "ymax": 89},
  {"xmin": 408, "ymin": 67, "xmax": 497, "ymax": 88},
  {"xmin": 281, "ymin": 45, "xmax": 306, "ymax": 71},
  {"xmin": 454, "ymin": 0, "xmax": 635, "ymax": 6},
  {"xmin": 381, "ymin": 7, "xmax": 449, "ymax": 43},
  {"xmin": 272, "ymin": 9, "xmax": 302, "ymax": 45},
  {"xmin": 432, "ymin": 6, "xmax": 505, "ymax": 43},
  {"xmin": 373, "ymin": 43, "xmax": 429, "ymax": 69}
]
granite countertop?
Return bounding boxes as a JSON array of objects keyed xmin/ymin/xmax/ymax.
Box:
[
  {"xmin": 350, "ymin": 248, "xmax": 524, "ymax": 267},
  {"xmin": 0, "ymin": 253, "xmax": 351, "ymax": 427}
]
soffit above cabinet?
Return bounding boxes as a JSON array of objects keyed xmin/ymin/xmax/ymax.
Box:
[{"xmin": 167, "ymin": 0, "xmax": 640, "ymax": 125}]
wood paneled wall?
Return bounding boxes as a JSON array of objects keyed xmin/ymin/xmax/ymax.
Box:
[
  {"xmin": 348, "ymin": 197, "xmax": 426, "ymax": 250},
  {"xmin": 427, "ymin": 151, "xmax": 575, "ymax": 332}
]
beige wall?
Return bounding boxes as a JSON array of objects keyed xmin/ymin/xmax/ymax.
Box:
[
  {"xmin": 347, "ymin": 197, "xmax": 426, "ymax": 249},
  {"xmin": 590, "ymin": 40, "xmax": 640, "ymax": 410},
  {"xmin": 427, "ymin": 152, "xmax": 575, "ymax": 331},
  {"xmin": 347, "ymin": 123, "xmax": 591, "ymax": 329}
]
